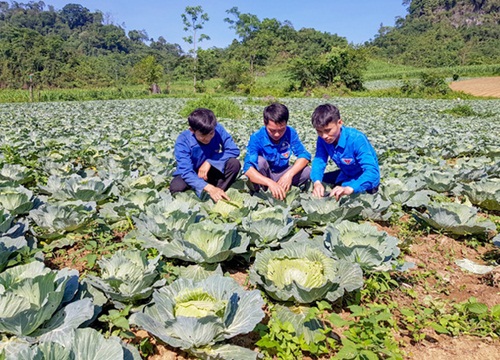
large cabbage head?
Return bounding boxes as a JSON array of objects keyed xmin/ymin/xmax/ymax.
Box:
[
  {"xmin": 0, "ymin": 186, "xmax": 34, "ymax": 216},
  {"xmin": 0, "ymin": 328, "xmax": 140, "ymax": 360},
  {"xmin": 324, "ymin": 221, "xmax": 401, "ymax": 270},
  {"xmin": 133, "ymin": 199, "xmax": 199, "ymax": 240},
  {"xmin": 0, "ymin": 262, "xmax": 93, "ymax": 337},
  {"xmin": 130, "ymin": 275, "xmax": 264, "ymax": 359},
  {"xmin": 29, "ymin": 201, "xmax": 96, "ymax": 239},
  {"xmin": 86, "ymin": 250, "xmax": 165, "ymax": 304},
  {"xmin": 461, "ymin": 178, "xmax": 500, "ymax": 211},
  {"xmin": 249, "ymin": 245, "xmax": 363, "ymax": 304},
  {"xmin": 206, "ymin": 189, "xmax": 258, "ymax": 221},
  {"xmin": 414, "ymin": 202, "xmax": 496, "ymax": 236},
  {"xmin": 241, "ymin": 206, "xmax": 295, "ymax": 248},
  {"xmin": 155, "ymin": 221, "xmax": 249, "ymax": 264},
  {"xmin": 299, "ymin": 196, "xmax": 362, "ymax": 225},
  {"xmin": 0, "ymin": 164, "xmax": 33, "ymax": 185}
]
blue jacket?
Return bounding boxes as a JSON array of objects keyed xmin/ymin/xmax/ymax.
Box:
[
  {"xmin": 173, "ymin": 123, "xmax": 240, "ymax": 196},
  {"xmin": 243, "ymin": 126, "xmax": 311, "ymax": 174},
  {"xmin": 310, "ymin": 126, "xmax": 380, "ymax": 193}
]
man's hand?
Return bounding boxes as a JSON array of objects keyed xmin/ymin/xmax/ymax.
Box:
[
  {"xmin": 312, "ymin": 181, "xmax": 325, "ymax": 198},
  {"xmin": 330, "ymin": 186, "xmax": 354, "ymax": 201},
  {"xmin": 198, "ymin": 161, "xmax": 211, "ymax": 181},
  {"xmin": 204, "ymin": 184, "xmax": 229, "ymax": 203},
  {"xmin": 277, "ymin": 172, "xmax": 293, "ymax": 193},
  {"xmin": 268, "ymin": 181, "xmax": 286, "ymax": 200}
]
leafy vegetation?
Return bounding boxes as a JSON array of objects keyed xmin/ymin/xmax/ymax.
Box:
[
  {"xmin": 0, "ymin": 55, "xmax": 499, "ymax": 360},
  {"xmin": 2, "ymin": 0, "xmax": 497, "ymax": 100}
]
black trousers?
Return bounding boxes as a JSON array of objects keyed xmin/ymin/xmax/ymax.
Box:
[{"xmin": 170, "ymin": 158, "xmax": 241, "ymax": 194}]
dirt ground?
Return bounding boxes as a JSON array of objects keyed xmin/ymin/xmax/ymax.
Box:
[
  {"xmin": 401, "ymin": 233, "xmax": 500, "ymax": 359},
  {"xmin": 449, "ymin": 77, "xmax": 500, "ymax": 98}
]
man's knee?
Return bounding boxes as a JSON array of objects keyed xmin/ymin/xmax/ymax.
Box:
[
  {"xmin": 169, "ymin": 176, "xmax": 189, "ymax": 194},
  {"xmin": 225, "ymin": 158, "xmax": 241, "ymax": 173}
]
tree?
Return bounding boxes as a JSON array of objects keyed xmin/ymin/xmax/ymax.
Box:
[
  {"xmin": 128, "ymin": 29, "xmax": 148, "ymax": 43},
  {"xmin": 224, "ymin": 7, "xmax": 260, "ymax": 41},
  {"xmin": 60, "ymin": 3, "xmax": 93, "ymax": 29},
  {"xmin": 133, "ymin": 55, "xmax": 164, "ymax": 93},
  {"xmin": 181, "ymin": 5, "xmax": 209, "ymax": 92},
  {"xmin": 218, "ymin": 60, "xmax": 253, "ymax": 92}
]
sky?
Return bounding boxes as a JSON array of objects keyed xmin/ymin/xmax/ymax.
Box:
[{"xmin": 45, "ymin": 1, "xmax": 408, "ymax": 51}]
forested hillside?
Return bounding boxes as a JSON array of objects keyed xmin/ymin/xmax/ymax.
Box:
[
  {"xmin": 371, "ymin": 0, "xmax": 500, "ymax": 66},
  {"xmin": 0, "ymin": 0, "xmax": 499, "ymax": 91},
  {"xmin": 0, "ymin": 2, "xmax": 184, "ymax": 88}
]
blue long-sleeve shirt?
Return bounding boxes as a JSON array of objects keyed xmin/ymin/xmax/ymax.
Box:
[
  {"xmin": 173, "ymin": 123, "xmax": 240, "ymax": 196},
  {"xmin": 310, "ymin": 126, "xmax": 380, "ymax": 193},
  {"xmin": 243, "ymin": 126, "xmax": 311, "ymax": 173}
]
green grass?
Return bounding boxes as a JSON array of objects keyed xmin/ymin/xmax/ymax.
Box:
[
  {"xmin": 365, "ymin": 59, "xmax": 500, "ymax": 81},
  {"xmin": 1, "ymin": 60, "xmax": 498, "ymax": 104}
]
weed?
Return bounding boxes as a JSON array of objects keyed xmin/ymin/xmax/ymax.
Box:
[
  {"xmin": 98, "ymin": 304, "xmax": 135, "ymax": 338},
  {"xmin": 330, "ymin": 304, "xmax": 404, "ymax": 360}
]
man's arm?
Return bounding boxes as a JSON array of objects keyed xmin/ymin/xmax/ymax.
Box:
[
  {"xmin": 206, "ymin": 124, "xmax": 240, "ymax": 172},
  {"xmin": 341, "ymin": 137, "xmax": 380, "ymax": 193},
  {"xmin": 310, "ymin": 138, "xmax": 329, "ymax": 183},
  {"xmin": 278, "ymin": 128, "xmax": 311, "ymax": 191},
  {"xmin": 277, "ymin": 157, "xmax": 309, "ymax": 192},
  {"xmin": 243, "ymin": 133, "xmax": 286, "ymax": 200},
  {"xmin": 174, "ymin": 135, "xmax": 207, "ymax": 197}
]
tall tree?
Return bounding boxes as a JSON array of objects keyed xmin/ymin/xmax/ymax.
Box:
[
  {"xmin": 181, "ymin": 5, "xmax": 209, "ymax": 92},
  {"xmin": 224, "ymin": 7, "xmax": 260, "ymax": 41}
]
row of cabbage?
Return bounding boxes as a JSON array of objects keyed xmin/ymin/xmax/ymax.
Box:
[{"xmin": 0, "ymin": 97, "xmax": 499, "ymax": 359}]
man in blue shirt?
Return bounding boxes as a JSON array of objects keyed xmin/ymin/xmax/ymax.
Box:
[
  {"xmin": 170, "ymin": 108, "xmax": 241, "ymax": 202},
  {"xmin": 243, "ymin": 103, "xmax": 311, "ymax": 200},
  {"xmin": 310, "ymin": 104, "xmax": 380, "ymax": 200}
]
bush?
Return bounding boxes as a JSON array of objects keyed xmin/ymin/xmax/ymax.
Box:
[
  {"xmin": 179, "ymin": 95, "xmax": 244, "ymax": 119},
  {"xmin": 218, "ymin": 60, "xmax": 254, "ymax": 92}
]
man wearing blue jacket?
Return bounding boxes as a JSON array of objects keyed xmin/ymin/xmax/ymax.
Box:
[
  {"xmin": 310, "ymin": 104, "xmax": 380, "ymax": 200},
  {"xmin": 170, "ymin": 108, "xmax": 241, "ymax": 202},
  {"xmin": 243, "ymin": 103, "xmax": 311, "ymax": 200}
]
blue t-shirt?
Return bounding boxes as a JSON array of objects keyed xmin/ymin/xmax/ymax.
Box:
[
  {"xmin": 173, "ymin": 123, "xmax": 240, "ymax": 196},
  {"xmin": 310, "ymin": 126, "xmax": 380, "ymax": 193},
  {"xmin": 243, "ymin": 126, "xmax": 311, "ymax": 174}
]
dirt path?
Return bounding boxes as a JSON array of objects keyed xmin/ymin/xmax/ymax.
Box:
[{"xmin": 449, "ymin": 77, "xmax": 500, "ymax": 98}]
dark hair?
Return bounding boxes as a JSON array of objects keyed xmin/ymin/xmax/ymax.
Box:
[
  {"xmin": 311, "ymin": 104, "xmax": 341, "ymax": 128},
  {"xmin": 188, "ymin": 108, "xmax": 217, "ymax": 134},
  {"xmin": 263, "ymin": 103, "xmax": 289, "ymax": 125}
]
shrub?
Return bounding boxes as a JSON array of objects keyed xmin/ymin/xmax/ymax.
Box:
[{"xmin": 180, "ymin": 95, "xmax": 244, "ymax": 119}]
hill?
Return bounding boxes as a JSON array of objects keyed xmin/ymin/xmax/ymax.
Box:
[{"xmin": 371, "ymin": 0, "xmax": 500, "ymax": 67}]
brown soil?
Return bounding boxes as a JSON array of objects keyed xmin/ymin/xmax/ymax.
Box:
[
  {"xmin": 407, "ymin": 336, "xmax": 500, "ymax": 360},
  {"xmin": 400, "ymin": 233, "xmax": 500, "ymax": 360},
  {"xmin": 449, "ymin": 77, "xmax": 500, "ymax": 98}
]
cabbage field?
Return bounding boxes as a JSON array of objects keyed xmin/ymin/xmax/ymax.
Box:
[{"xmin": 0, "ymin": 97, "xmax": 499, "ymax": 359}]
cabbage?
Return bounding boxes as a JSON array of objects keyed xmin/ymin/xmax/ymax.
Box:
[
  {"xmin": 0, "ymin": 186, "xmax": 35, "ymax": 216},
  {"xmin": 86, "ymin": 250, "xmax": 165, "ymax": 305},
  {"xmin": 0, "ymin": 328, "xmax": 140, "ymax": 360},
  {"xmin": 130, "ymin": 275, "xmax": 264, "ymax": 359},
  {"xmin": 29, "ymin": 201, "xmax": 96, "ymax": 240},
  {"xmin": 324, "ymin": 221, "xmax": 401, "ymax": 270},
  {"xmin": 249, "ymin": 245, "xmax": 363, "ymax": 304},
  {"xmin": 241, "ymin": 206, "xmax": 295, "ymax": 248},
  {"xmin": 299, "ymin": 195, "xmax": 363, "ymax": 226},
  {"xmin": 0, "ymin": 262, "xmax": 93, "ymax": 338},
  {"xmin": 414, "ymin": 202, "xmax": 496, "ymax": 236},
  {"xmin": 461, "ymin": 178, "xmax": 500, "ymax": 211},
  {"xmin": 149, "ymin": 221, "xmax": 249, "ymax": 264}
]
